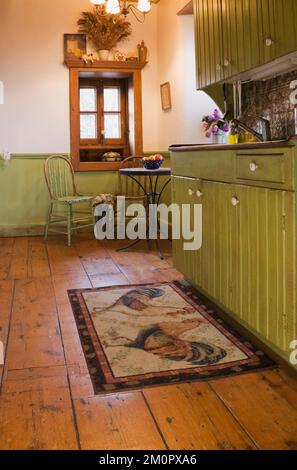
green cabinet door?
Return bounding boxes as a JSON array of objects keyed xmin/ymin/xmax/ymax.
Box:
[
  {"xmin": 259, "ymin": 0, "xmax": 278, "ymax": 63},
  {"xmin": 194, "ymin": 0, "xmax": 224, "ymax": 89},
  {"xmin": 173, "ymin": 178, "xmax": 239, "ymax": 314},
  {"xmin": 171, "ymin": 176, "xmax": 203, "ymax": 282},
  {"xmin": 222, "ymin": 0, "xmax": 262, "ymax": 78},
  {"xmin": 259, "ymin": 0, "xmax": 297, "ymax": 64},
  {"xmin": 271, "ymin": 0, "xmax": 297, "ymax": 58},
  {"xmin": 195, "ymin": 0, "xmax": 263, "ymax": 87},
  {"xmin": 234, "ymin": 184, "xmax": 296, "ymax": 360},
  {"xmin": 198, "ymin": 181, "xmax": 237, "ymax": 310}
]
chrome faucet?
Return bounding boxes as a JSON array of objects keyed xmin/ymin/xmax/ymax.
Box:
[{"xmin": 233, "ymin": 116, "xmax": 272, "ymax": 142}]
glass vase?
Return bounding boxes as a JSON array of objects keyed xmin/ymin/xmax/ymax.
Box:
[{"xmin": 212, "ymin": 130, "xmax": 227, "ymax": 144}]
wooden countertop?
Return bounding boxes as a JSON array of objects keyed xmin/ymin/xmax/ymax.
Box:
[{"xmin": 169, "ymin": 139, "xmax": 294, "ymax": 153}]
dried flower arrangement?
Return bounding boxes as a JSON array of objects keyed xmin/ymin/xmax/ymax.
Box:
[{"xmin": 77, "ymin": 9, "xmax": 132, "ymax": 52}]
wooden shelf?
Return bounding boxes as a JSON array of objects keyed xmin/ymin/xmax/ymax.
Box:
[
  {"xmin": 64, "ymin": 59, "xmax": 147, "ymax": 70},
  {"xmin": 80, "ymin": 145, "xmax": 125, "ymax": 150},
  {"xmin": 76, "ymin": 161, "xmax": 122, "ymax": 172},
  {"xmin": 177, "ymin": 1, "xmax": 193, "ymax": 15}
]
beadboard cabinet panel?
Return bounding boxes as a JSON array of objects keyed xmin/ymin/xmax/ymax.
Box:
[
  {"xmin": 260, "ymin": 0, "xmax": 297, "ymax": 63},
  {"xmin": 235, "ymin": 184, "xmax": 296, "ymax": 355},
  {"xmin": 172, "ymin": 176, "xmax": 203, "ymax": 282},
  {"xmin": 195, "ymin": 0, "xmax": 224, "ymax": 89},
  {"xmin": 272, "ymin": 0, "xmax": 297, "ymax": 59},
  {"xmin": 172, "ymin": 178, "xmax": 239, "ymax": 317}
]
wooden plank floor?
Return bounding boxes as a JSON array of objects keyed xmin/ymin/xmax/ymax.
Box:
[{"xmin": 0, "ymin": 234, "xmax": 297, "ymax": 450}]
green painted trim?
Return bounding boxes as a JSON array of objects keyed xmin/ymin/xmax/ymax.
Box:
[
  {"xmin": 0, "ymin": 224, "xmax": 45, "ymax": 237},
  {"xmin": 6, "ymin": 151, "xmax": 170, "ymax": 161},
  {"xmin": 9, "ymin": 153, "xmax": 69, "ymax": 160}
]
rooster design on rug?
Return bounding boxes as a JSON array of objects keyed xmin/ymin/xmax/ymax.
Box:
[
  {"xmin": 92, "ymin": 287, "xmax": 194, "ymax": 317},
  {"xmin": 110, "ymin": 318, "xmax": 227, "ymax": 366}
]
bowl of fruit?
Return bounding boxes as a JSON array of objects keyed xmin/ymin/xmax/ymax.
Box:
[{"xmin": 142, "ymin": 154, "xmax": 164, "ymax": 170}]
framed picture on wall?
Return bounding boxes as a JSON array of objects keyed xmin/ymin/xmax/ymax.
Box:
[
  {"xmin": 64, "ymin": 33, "xmax": 87, "ymax": 60},
  {"xmin": 160, "ymin": 82, "xmax": 172, "ymax": 111}
]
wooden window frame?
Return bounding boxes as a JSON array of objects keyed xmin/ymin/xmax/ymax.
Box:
[
  {"xmin": 79, "ymin": 79, "xmax": 128, "ymax": 148},
  {"xmin": 68, "ymin": 63, "xmax": 145, "ymax": 172}
]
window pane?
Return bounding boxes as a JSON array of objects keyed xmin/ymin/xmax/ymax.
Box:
[
  {"xmin": 104, "ymin": 87, "xmax": 120, "ymax": 112},
  {"xmin": 104, "ymin": 113, "xmax": 121, "ymax": 139},
  {"xmin": 80, "ymin": 114, "xmax": 97, "ymax": 139},
  {"xmin": 80, "ymin": 88, "xmax": 97, "ymax": 112}
]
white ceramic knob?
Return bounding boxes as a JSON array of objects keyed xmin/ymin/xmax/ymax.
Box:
[
  {"xmin": 224, "ymin": 59, "xmax": 230, "ymax": 67},
  {"xmin": 196, "ymin": 190, "xmax": 203, "ymax": 198},
  {"xmin": 188, "ymin": 188, "xmax": 194, "ymax": 196},
  {"xmin": 249, "ymin": 161, "xmax": 258, "ymax": 172},
  {"xmin": 231, "ymin": 196, "xmax": 240, "ymax": 206},
  {"xmin": 266, "ymin": 38, "xmax": 273, "ymax": 47}
]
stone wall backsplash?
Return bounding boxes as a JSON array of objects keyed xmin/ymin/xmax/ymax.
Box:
[{"xmin": 241, "ymin": 69, "xmax": 297, "ymax": 140}]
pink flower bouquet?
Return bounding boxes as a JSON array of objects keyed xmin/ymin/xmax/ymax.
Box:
[{"xmin": 202, "ymin": 109, "xmax": 229, "ymax": 138}]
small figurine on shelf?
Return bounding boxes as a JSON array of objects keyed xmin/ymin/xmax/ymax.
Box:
[
  {"xmin": 137, "ymin": 40, "xmax": 148, "ymax": 63},
  {"xmin": 82, "ymin": 53, "xmax": 96, "ymax": 64}
]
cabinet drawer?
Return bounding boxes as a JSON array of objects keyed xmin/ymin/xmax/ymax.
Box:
[{"xmin": 236, "ymin": 153, "xmax": 285, "ymax": 184}]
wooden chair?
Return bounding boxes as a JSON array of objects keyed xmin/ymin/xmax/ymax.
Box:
[{"xmin": 44, "ymin": 155, "xmax": 95, "ymax": 246}]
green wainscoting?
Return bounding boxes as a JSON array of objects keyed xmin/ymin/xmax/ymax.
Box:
[{"xmin": 0, "ymin": 152, "xmax": 170, "ymax": 236}]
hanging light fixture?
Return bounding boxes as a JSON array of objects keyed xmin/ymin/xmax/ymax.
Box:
[{"xmin": 90, "ymin": 0, "xmax": 153, "ymax": 23}]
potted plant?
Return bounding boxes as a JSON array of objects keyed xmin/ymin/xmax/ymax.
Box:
[
  {"xmin": 202, "ymin": 109, "xmax": 229, "ymax": 144},
  {"xmin": 78, "ymin": 9, "xmax": 132, "ymax": 61}
]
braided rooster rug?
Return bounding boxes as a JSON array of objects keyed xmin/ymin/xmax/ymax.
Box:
[{"xmin": 68, "ymin": 281, "xmax": 274, "ymax": 394}]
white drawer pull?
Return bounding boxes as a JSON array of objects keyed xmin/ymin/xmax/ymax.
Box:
[
  {"xmin": 196, "ymin": 190, "xmax": 203, "ymax": 198},
  {"xmin": 249, "ymin": 161, "xmax": 258, "ymax": 172},
  {"xmin": 231, "ymin": 196, "xmax": 240, "ymax": 206},
  {"xmin": 265, "ymin": 38, "xmax": 273, "ymax": 47},
  {"xmin": 188, "ymin": 188, "xmax": 194, "ymax": 196}
]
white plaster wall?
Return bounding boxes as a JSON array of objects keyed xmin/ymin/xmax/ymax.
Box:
[
  {"xmin": 156, "ymin": 0, "xmax": 217, "ymax": 148},
  {"xmin": 0, "ymin": 0, "xmax": 215, "ymax": 153},
  {"xmin": 0, "ymin": 0, "xmax": 159, "ymax": 153}
]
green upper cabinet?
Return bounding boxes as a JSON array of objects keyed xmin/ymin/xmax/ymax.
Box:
[
  {"xmin": 195, "ymin": 0, "xmax": 224, "ymax": 89},
  {"xmin": 194, "ymin": 0, "xmax": 297, "ymax": 89},
  {"xmin": 261, "ymin": 0, "xmax": 297, "ymax": 62}
]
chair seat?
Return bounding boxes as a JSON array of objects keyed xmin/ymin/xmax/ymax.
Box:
[{"xmin": 56, "ymin": 196, "xmax": 93, "ymax": 204}]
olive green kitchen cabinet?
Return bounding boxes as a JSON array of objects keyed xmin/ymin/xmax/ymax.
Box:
[
  {"xmin": 234, "ymin": 184, "xmax": 295, "ymax": 353},
  {"xmin": 221, "ymin": 0, "xmax": 262, "ymax": 78},
  {"xmin": 194, "ymin": 0, "xmax": 297, "ymax": 89},
  {"xmin": 260, "ymin": 0, "xmax": 297, "ymax": 63},
  {"xmin": 172, "ymin": 176, "xmax": 201, "ymax": 279},
  {"xmin": 172, "ymin": 177, "xmax": 240, "ymax": 316},
  {"xmin": 194, "ymin": 0, "xmax": 262, "ymax": 88},
  {"xmin": 194, "ymin": 0, "xmax": 224, "ymax": 88},
  {"xmin": 171, "ymin": 143, "xmax": 297, "ymax": 367}
]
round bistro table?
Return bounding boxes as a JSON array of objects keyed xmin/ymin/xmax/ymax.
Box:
[{"xmin": 117, "ymin": 167, "xmax": 171, "ymax": 260}]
